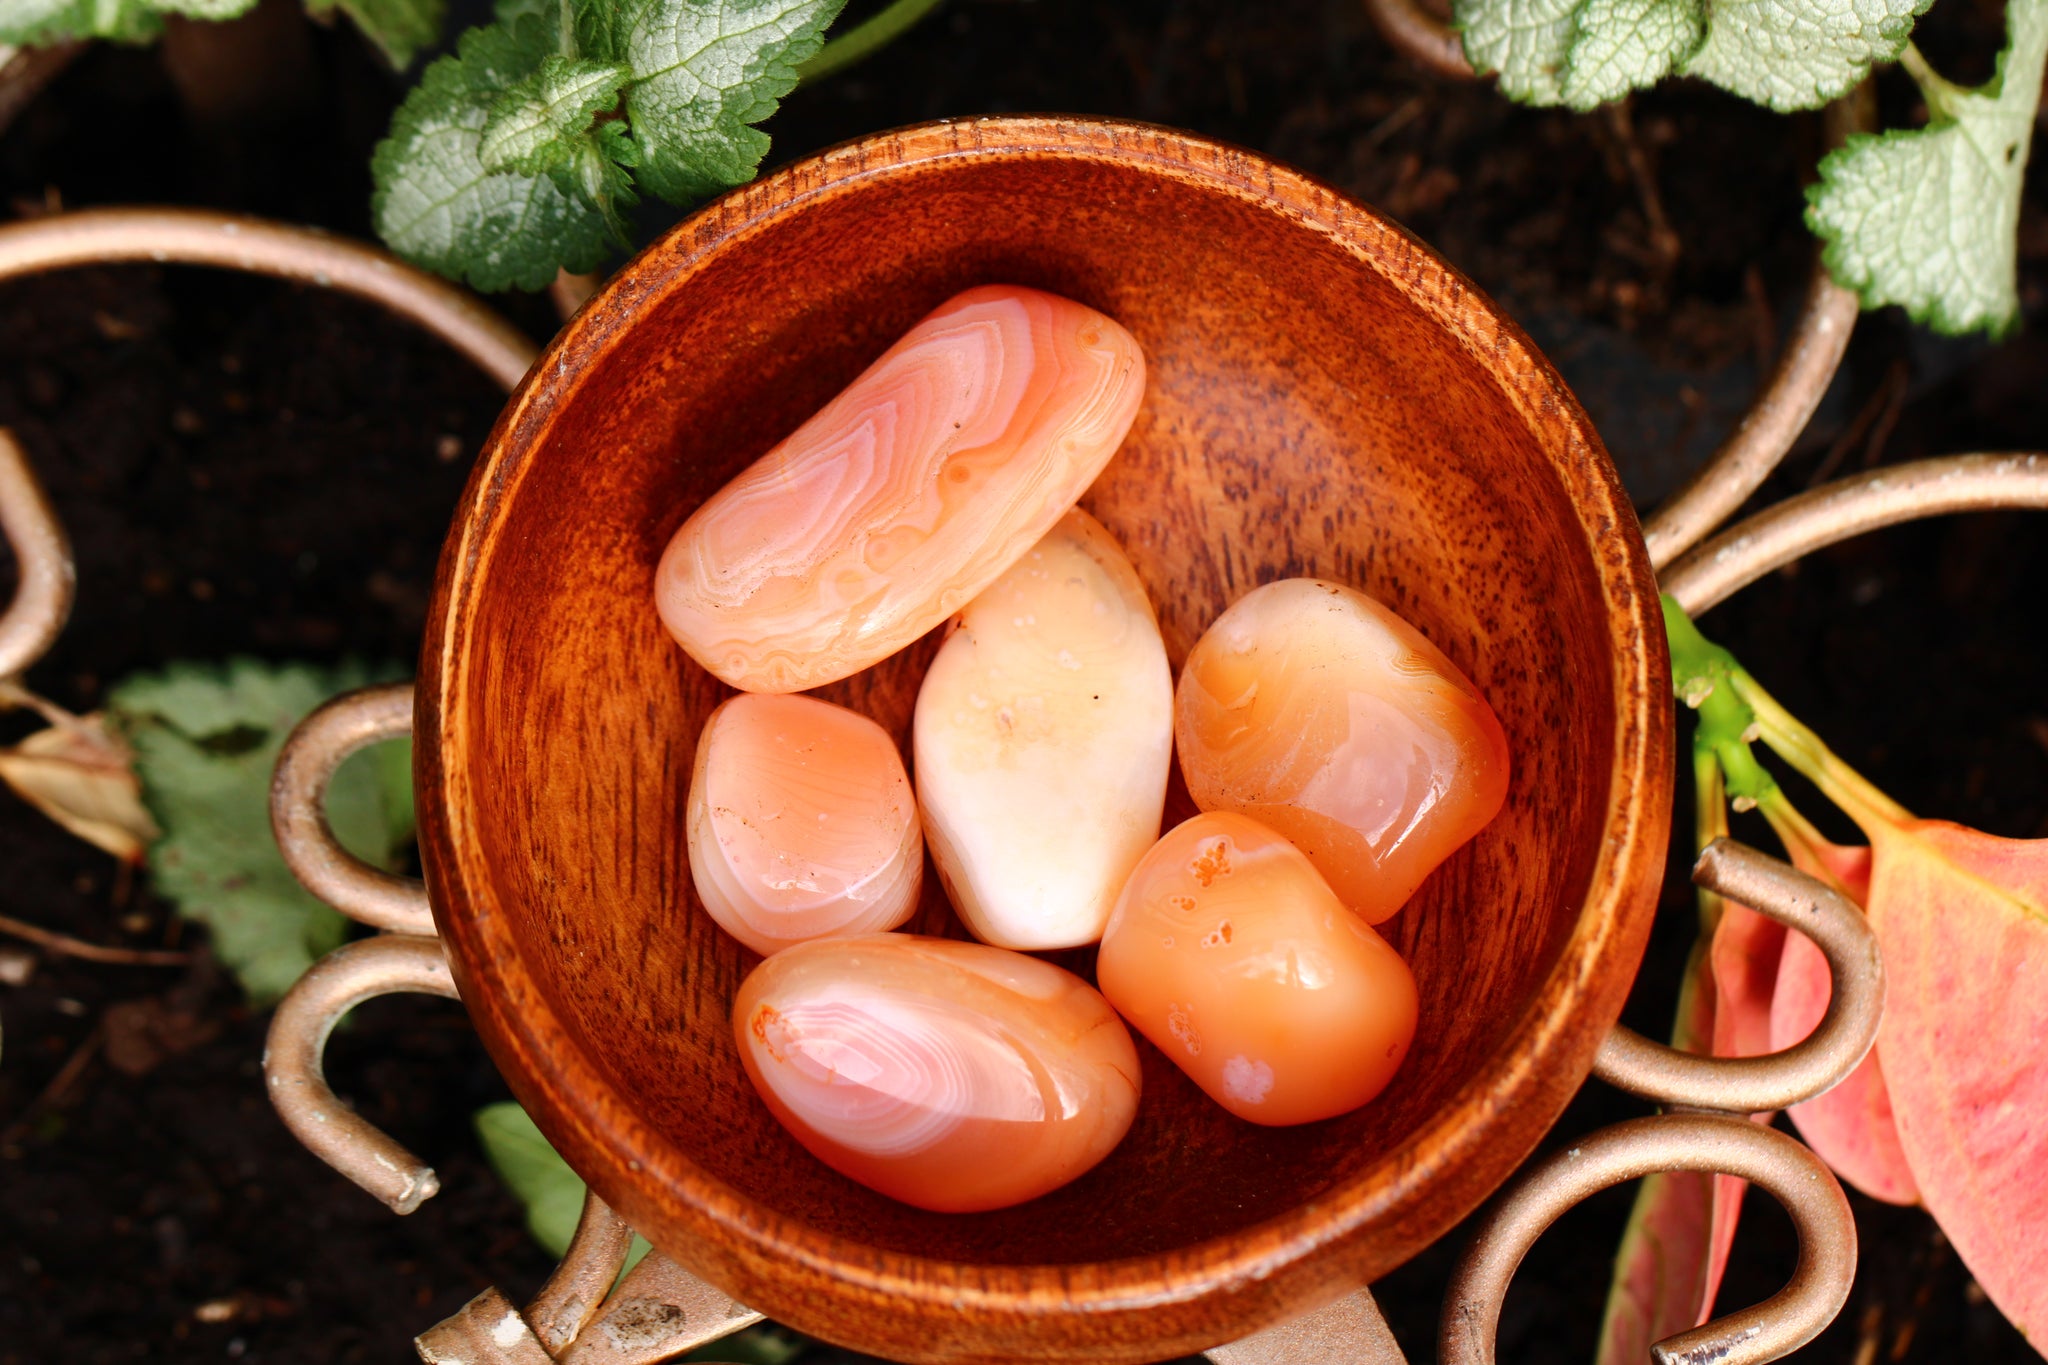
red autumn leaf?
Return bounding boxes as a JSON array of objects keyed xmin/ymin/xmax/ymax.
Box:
[
  {"xmin": 1698, "ymin": 823, "xmax": 1882, "ymax": 1322},
  {"xmin": 1765, "ymin": 840, "xmax": 1918, "ymax": 1205},
  {"xmin": 1699, "ymin": 898, "xmax": 1785, "ymax": 1317},
  {"xmin": 1771, "ymin": 928, "xmax": 1918, "ymax": 1204},
  {"xmin": 1864, "ymin": 819, "xmax": 2048, "ymax": 1343}
]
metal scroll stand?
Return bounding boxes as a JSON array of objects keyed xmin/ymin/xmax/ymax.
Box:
[{"xmin": 2, "ymin": 201, "xmax": 2046, "ymax": 1364}]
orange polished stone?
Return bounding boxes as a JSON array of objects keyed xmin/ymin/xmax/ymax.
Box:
[
  {"xmin": 686, "ymin": 694, "xmax": 922, "ymax": 956},
  {"xmin": 733, "ymin": 934, "xmax": 1141, "ymax": 1212},
  {"xmin": 1174, "ymin": 578, "xmax": 1509, "ymax": 923},
  {"xmin": 656, "ymin": 285, "xmax": 1146, "ymax": 693},
  {"xmin": 1096, "ymin": 812, "xmax": 1417, "ymax": 1126}
]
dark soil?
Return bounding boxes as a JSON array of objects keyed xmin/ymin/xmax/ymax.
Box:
[{"xmin": 1, "ymin": 1, "xmax": 2045, "ymax": 1362}]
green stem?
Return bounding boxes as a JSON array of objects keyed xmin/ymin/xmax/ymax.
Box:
[
  {"xmin": 1695, "ymin": 746, "xmax": 1729, "ymax": 934},
  {"xmin": 1898, "ymin": 42, "xmax": 1968, "ymax": 118},
  {"xmin": 1662, "ymin": 595, "xmax": 1780, "ymax": 808},
  {"xmin": 1662, "ymin": 593, "xmax": 1912, "ymax": 843},
  {"xmin": 797, "ymin": 0, "xmax": 948, "ymax": 85},
  {"xmin": 1727, "ymin": 669, "xmax": 1914, "ymax": 836}
]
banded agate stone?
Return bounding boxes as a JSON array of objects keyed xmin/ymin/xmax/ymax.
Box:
[
  {"xmin": 733, "ymin": 934, "xmax": 1141, "ymax": 1211},
  {"xmin": 1174, "ymin": 578, "xmax": 1509, "ymax": 924},
  {"xmin": 1097, "ymin": 812, "xmax": 1417, "ymax": 1126},
  {"xmin": 657, "ymin": 285, "xmax": 1146, "ymax": 693},
  {"xmin": 686, "ymin": 694, "xmax": 921, "ymax": 956},
  {"xmin": 914, "ymin": 508, "xmax": 1172, "ymax": 950}
]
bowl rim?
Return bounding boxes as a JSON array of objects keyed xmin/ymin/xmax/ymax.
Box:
[{"xmin": 417, "ymin": 113, "xmax": 1674, "ymax": 1352}]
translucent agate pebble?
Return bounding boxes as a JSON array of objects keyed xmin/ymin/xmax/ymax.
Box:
[
  {"xmin": 732, "ymin": 934, "xmax": 1141, "ymax": 1212},
  {"xmin": 914, "ymin": 508, "xmax": 1172, "ymax": 950},
  {"xmin": 656, "ymin": 285, "xmax": 1147, "ymax": 693},
  {"xmin": 1096, "ymin": 812, "xmax": 1417, "ymax": 1126},
  {"xmin": 1174, "ymin": 578, "xmax": 1509, "ymax": 924},
  {"xmin": 686, "ymin": 694, "xmax": 922, "ymax": 956}
]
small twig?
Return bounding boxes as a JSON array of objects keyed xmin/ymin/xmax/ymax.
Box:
[
  {"xmin": 1858, "ymin": 362, "xmax": 1910, "ymax": 469},
  {"xmin": 1359, "ymin": 0, "xmax": 1476, "ymax": 79},
  {"xmin": 1806, "ymin": 359, "xmax": 1909, "ymax": 487},
  {"xmin": 1364, "ymin": 94, "xmax": 1428, "ymax": 150},
  {"xmin": 1744, "ymin": 264, "xmax": 1777, "ymax": 377},
  {"xmin": 1849, "ymin": 1301, "xmax": 1883, "ymax": 1365},
  {"xmin": 0, "ymin": 911, "xmax": 194, "ymax": 966},
  {"xmin": 1604, "ymin": 100, "xmax": 1681, "ymax": 277},
  {"xmin": 0, "ymin": 1020, "xmax": 103, "ymax": 1148}
]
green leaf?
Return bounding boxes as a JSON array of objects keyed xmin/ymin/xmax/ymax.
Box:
[
  {"xmin": 0, "ymin": 0, "xmax": 164, "ymax": 44},
  {"xmin": 480, "ymin": 55, "xmax": 632, "ymax": 175},
  {"xmin": 1455, "ymin": 0, "xmax": 1582, "ymax": 104},
  {"xmin": 1559, "ymin": 0, "xmax": 1702, "ymax": 110},
  {"xmin": 148, "ymin": 0, "xmax": 256, "ymax": 17},
  {"xmin": 306, "ymin": 0, "xmax": 447, "ymax": 68},
  {"xmin": 605, "ymin": 0, "xmax": 847, "ymax": 204},
  {"xmin": 1680, "ymin": 0, "xmax": 1933, "ymax": 112},
  {"xmin": 109, "ymin": 660, "xmax": 414, "ymax": 1004},
  {"xmin": 475, "ymin": 1101, "xmax": 588, "ymax": 1257},
  {"xmin": 475, "ymin": 1102, "xmax": 652, "ymax": 1269},
  {"xmin": 372, "ymin": 20, "xmax": 616, "ymax": 292},
  {"xmin": 1807, "ymin": 0, "xmax": 2048, "ymax": 337}
]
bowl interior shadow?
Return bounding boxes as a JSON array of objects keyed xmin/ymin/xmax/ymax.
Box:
[{"xmin": 430, "ymin": 129, "xmax": 1650, "ymax": 1290}]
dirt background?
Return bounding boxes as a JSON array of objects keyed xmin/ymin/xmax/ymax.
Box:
[{"xmin": 1, "ymin": 0, "xmax": 2045, "ymax": 1361}]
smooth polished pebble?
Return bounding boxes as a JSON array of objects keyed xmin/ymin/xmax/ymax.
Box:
[
  {"xmin": 733, "ymin": 934, "xmax": 1141, "ymax": 1211},
  {"xmin": 1096, "ymin": 812, "xmax": 1417, "ymax": 1126},
  {"xmin": 656, "ymin": 285, "xmax": 1146, "ymax": 693},
  {"xmin": 914, "ymin": 508, "xmax": 1172, "ymax": 950},
  {"xmin": 1174, "ymin": 578, "xmax": 1509, "ymax": 923},
  {"xmin": 687, "ymin": 693, "xmax": 922, "ymax": 955}
]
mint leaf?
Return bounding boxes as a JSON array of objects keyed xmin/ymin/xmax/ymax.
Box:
[
  {"xmin": 306, "ymin": 0, "xmax": 447, "ymax": 67},
  {"xmin": 1560, "ymin": 0, "xmax": 1702, "ymax": 109},
  {"xmin": 1455, "ymin": 0, "xmax": 1582, "ymax": 104},
  {"xmin": 480, "ymin": 55, "xmax": 632, "ymax": 175},
  {"xmin": 110, "ymin": 660, "xmax": 413, "ymax": 1004},
  {"xmin": 1681, "ymin": 0, "xmax": 1932, "ymax": 111},
  {"xmin": 0, "ymin": 0, "xmax": 165, "ymax": 43},
  {"xmin": 475, "ymin": 1101, "xmax": 652, "ymax": 1270},
  {"xmin": 372, "ymin": 21, "xmax": 615, "ymax": 292},
  {"xmin": 480, "ymin": 54, "xmax": 639, "ymax": 241},
  {"xmin": 475, "ymin": 1101, "xmax": 588, "ymax": 1257},
  {"xmin": 1807, "ymin": 0, "xmax": 2048, "ymax": 337},
  {"xmin": 606, "ymin": 0, "xmax": 846, "ymax": 204}
]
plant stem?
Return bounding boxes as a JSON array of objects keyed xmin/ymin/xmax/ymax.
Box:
[
  {"xmin": 0, "ymin": 912, "xmax": 193, "ymax": 967},
  {"xmin": 798, "ymin": 0, "xmax": 949, "ymax": 85},
  {"xmin": 1695, "ymin": 746, "xmax": 1729, "ymax": 932},
  {"xmin": 1898, "ymin": 42, "xmax": 1967, "ymax": 118},
  {"xmin": 1728, "ymin": 668, "xmax": 1914, "ymax": 836}
]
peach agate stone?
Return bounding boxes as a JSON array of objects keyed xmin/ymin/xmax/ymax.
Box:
[
  {"xmin": 656, "ymin": 285, "xmax": 1146, "ymax": 693},
  {"xmin": 1096, "ymin": 812, "xmax": 1417, "ymax": 1125},
  {"xmin": 1174, "ymin": 579, "xmax": 1509, "ymax": 923},
  {"xmin": 686, "ymin": 694, "xmax": 921, "ymax": 956},
  {"xmin": 733, "ymin": 934, "xmax": 1141, "ymax": 1211},
  {"xmin": 914, "ymin": 508, "xmax": 1172, "ymax": 950}
]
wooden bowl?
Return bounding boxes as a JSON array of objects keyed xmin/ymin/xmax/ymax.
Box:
[{"xmin": 417, "ymin": 117, "xmax": 1673, "ymax": 1364}]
